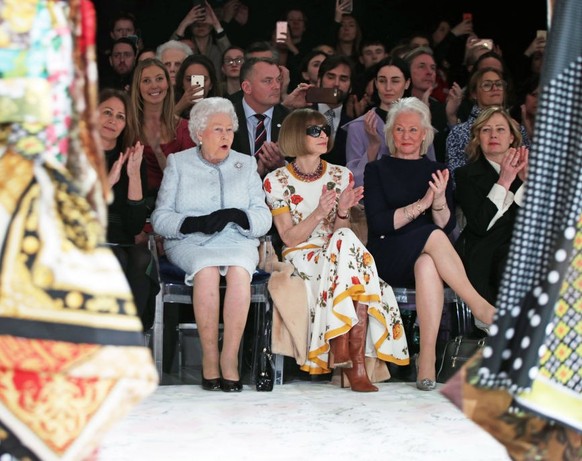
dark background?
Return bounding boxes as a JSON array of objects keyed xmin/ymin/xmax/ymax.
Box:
[{"xmin": 92, "ymin": 0, "xmax": 548, "ymax": 74}]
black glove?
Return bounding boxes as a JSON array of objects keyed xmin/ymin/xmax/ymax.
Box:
[{"xmin": 180, "ymin": 209, "xmax": 249, "ymax": 235}]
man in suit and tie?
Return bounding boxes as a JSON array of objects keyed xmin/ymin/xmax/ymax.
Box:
[
  {"xmin": 312, "ymin": 55, "xmax": 354, "ymax": 166},
  {"xmin": 231, "ymin": 57, "xmax": 289, "ymax": 177}
]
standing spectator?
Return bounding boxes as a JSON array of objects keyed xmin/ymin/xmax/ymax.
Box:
[{"xmin": 170, "ymin": 2, "xmax": 231, "ymax": 80}]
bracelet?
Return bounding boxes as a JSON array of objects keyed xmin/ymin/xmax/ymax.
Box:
[
  {"xmin": 337, "ymin": 210, "xmax": 350, "ymax": 220},
  {"xmin": 403, "ymin": 206, "xmax": 415, "ymax": 222},
  {"xmin": 171, "ymin": 31, "xmax": 185, "ymax": 40},
  {"xmin": 415, "ymin": 200, "xmax": 425, "ymax": 215},
  {"xmin": 431, "ymin": 202, "xmax": 447, "ymax": 211}
]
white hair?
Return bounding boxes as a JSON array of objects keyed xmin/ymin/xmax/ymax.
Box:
[
  {"xmin": 188, "ymin": 97, "xmax": 239, "ymax": 140},
  {"xmin": 156, "ymin": 40, "xmax": 193, "ymax": 60},
  {"xmin": 384, "ymin": 97, "xmax": 435, "ymax": 156}
]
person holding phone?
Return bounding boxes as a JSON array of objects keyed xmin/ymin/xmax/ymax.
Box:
[
  {"xmin": 310, "ymin": 55, "xmax": 354, "ymax": 166},
  {"xmin": 170, "ymin": 1, "xmax": 231, "ymax": 80},
  {"xmin": 174, "ymin": 54, "xmax": 221, "ymax": 118},
  {"xmin": 263, "ymin": 108, "xmax": 409, "ymax": 391}
]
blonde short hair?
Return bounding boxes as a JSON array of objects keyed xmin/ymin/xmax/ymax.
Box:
[{"xmin": 384, "ymin": 97, "xmax": 434, "ymax": 156}]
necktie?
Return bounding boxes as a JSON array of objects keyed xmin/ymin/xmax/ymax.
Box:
[
  {"xmin": 324, "ymin": 109, "xmax": 335, "ymax": 138},
  {"xmin": 254, "ymin": 113, "xmax": 266, "ymax": 155}
]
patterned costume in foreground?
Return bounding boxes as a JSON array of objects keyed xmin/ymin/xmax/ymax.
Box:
[{"xmin": 0, "ymin": 1, "xmax": 157, "ymax": 459}]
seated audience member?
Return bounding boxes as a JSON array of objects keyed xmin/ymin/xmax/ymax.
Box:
[
  {"xmin": 152, "ymin": 97, "xmax": 272, "ymax": 392},
  {"xmin": 174, "ymin": 54, "xmax": 221, "ymax": 119},
  {"xmin": 510, "ymin": 73, "xmax": 540, "ymax": 140},
  {"xmin": 364, "ymin": 97, "xmax": 496, "ymax": 390},
  {"xmin": 446, "ymin": 67, "xmax": 531, "ymax": 186},
  {"xmin": 169, "ymin": 2, "xmax": 231, "ymax": 80},
  {"xmin": 220, "ymin": 46, "xmax": 245, "ymax": 95},
  {"xmin": 98, "ymin": 88, "xmax": 158, "ymax": 331},
  {"xmin": 230, "ymin": 57, "xmax": 289, "ymax": 177},
  {"xmin": 126, "ymin": 59, "xmax": 196, "ymax": 209},
  {"xmin": 358, "ymin": 40, "xmax": 388, "ymax": 70},
  {"xmin": 455, "ymin": 107, "xmax": 528, "ymax": 305},
  {"xmin": 343, "ymin": 56, "xmax": 417, "ymax": 187},
  {"xmin": 137, "ymin": 48, "xmax": 157, "ymax": 62},
  {"xmin": 403, "ymin": 46, "xmax": 462, "ymax": 163},
  {"xmin": 156, "ymin": 40, "xmax": 193, "ymax": 86},
  {"xmin": 311, "ymin": 55, "xmax": 355, "ymax": 166},
  {"xmin": 99, "ymin": 37, "xmax": 137, "ymax": 91},
  {"xmin": 292, "ymin": 49, "xmax": 329, "ymax": 89},
  {"xmin": 98, "ymin": 11, "xmax": 140, "ymax": 79},
  {"xmin": 263, "ymin": 108, "xmax": 409, "ymax": 392}
]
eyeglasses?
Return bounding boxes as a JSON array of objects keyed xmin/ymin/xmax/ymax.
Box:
[
  {"xmin": 223, "ymin": 57, "xmax": 244, "ymax": 66},
  {"xmin": 306, "ymin": 125, "xmax": 331, "ymax": 138},
  {"xmin": 480, "ymin": 80, "xmax": 506, "ymax": 91}
]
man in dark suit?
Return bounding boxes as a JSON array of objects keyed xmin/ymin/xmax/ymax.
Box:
[
  {"xmin": 230, "ymin": 57, "xmax": 289, "ymax": 177},
  {"xmin": 311, "ymin": 55, "xmax": 354, "ymax": 166}
]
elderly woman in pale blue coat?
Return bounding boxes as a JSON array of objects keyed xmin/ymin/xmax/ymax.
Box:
[
  {"xmin": 343, "ymin": 56, "xmax": 436, "ymax": 188},
  {"xmin": 152, "ymin": 97, "xmax": 272, "ymax": 393}
]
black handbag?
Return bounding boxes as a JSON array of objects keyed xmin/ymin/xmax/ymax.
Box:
[
  {"xmin": 254, "ymin": 294, "xmax": 274, "ymax": 392},
  {"xmin": 437, "ymin": 336, "xmax": 487, "ymax": 383}
]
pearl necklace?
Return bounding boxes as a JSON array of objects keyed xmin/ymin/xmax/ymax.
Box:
[{"xmin": 290, "ymin": 160, "xmax": 324, "ymax": 182}]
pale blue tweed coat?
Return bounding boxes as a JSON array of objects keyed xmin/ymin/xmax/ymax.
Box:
[{"xmin": 151, "ymin": 146, "xmax": 272, "ymax": 285}]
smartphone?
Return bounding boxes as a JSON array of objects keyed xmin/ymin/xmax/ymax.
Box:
[
  {"xmin": 191, "ymin": 75, "xmax": 205, "ymax": 97},
  {"xmin": 342, "ymin": 0, "xmax": 353, "ymax": 14},
  {"xmin": 275, "ymin": 21, "xmax": 287, "ymax": 43},
  {"xmin": 192, "ymin": 0, "xmax": 206, "ymax": 21},
  {"xmin": 536, "ymin": 30, "xmax": 547, "ymax": 39},
  {"xmin": 472, "ymin": 39, "xmax": 493, "ymax": 50},
  {"xmin": 305, "ymin": 87, "xmax": 344, "ymax": 105},
  {"xmin": 462, "ymin": 12, "xmax": 472, "ymax": 22}
]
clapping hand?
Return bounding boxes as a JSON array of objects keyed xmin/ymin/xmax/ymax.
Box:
[
  {"xmin": 338, "ymin": 180, "xmax": 364, "ymax": 210},
  {"xmin": 499, "ymin": 146, "xmax": 528, "ymax": 187},
  {"xmin": 427, "ymin": 168, "xmax": 449, "ymax": 208},
  {"xmin": 316, "ymin": 184, "xmax": 338, "ymax": 220},
  {"xmin": 108, "ymin": 151, "xmax": 127, "ymax": 187}
]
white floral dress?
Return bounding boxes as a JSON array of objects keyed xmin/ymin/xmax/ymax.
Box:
[{"xmin": 263, "ymin": 161, "xmax": 409, "ymax": 374}]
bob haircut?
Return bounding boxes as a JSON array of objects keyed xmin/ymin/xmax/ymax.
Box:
[
  {"xmin": 465, "ymin": 106, "xmax": 522, "ymax": 162},
  {"xmin": 188, "ymin": 97, "xmax": 239, "ymax": 141},
  {"xmin": 278, "ymin": 108, "xmax": 334, "ymax": 158},
  {"xmin": 384, "ymin": 96, "xmax": 434, "ymax": 156},
  {"xmin": 468, "ymin": 67, "xmax": 507, "ymax": 107},
  {"xmin": 98, "ymin": 88, "xmax": 132, "ymax": 150}
]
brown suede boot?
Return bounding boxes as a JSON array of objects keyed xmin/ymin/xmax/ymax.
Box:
[
  {"xmin": 343, "ymin": 302, "xmax": 378, "ymax": 392},
  {"xmin": 330, "ymin": 333, "xmax": 352, "ymax": 368}
]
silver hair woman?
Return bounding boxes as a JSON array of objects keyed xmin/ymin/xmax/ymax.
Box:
[
  {"xmin": 365, "ymin": 96, "xmax": 496, "ymax": 391},
  {"xmin": 152, "ymin": 97, "xmax": 272, "ymax": 392}
]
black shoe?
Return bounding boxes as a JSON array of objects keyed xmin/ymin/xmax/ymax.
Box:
[
  {"xmin": 201, "ymin": 377, "xmax": 222, "ymax": 391},
  {"xmin": 221, "ymin": 378, "xmax": 243, "ymax": 392}
]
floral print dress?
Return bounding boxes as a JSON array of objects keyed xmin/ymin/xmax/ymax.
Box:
[{"xmin": 263, "ymin": 161, "xmax": 409, "ymax": 374}]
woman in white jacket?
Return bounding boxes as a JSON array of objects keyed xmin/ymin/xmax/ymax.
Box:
[{"xmin": 152, "ymin": 97, "xmax": 272, "ymax": 392}]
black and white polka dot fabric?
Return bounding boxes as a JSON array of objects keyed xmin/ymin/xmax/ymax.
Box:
[{"xmin": 474, "ymin": 0, "xmax": 582, "ymax": 401}]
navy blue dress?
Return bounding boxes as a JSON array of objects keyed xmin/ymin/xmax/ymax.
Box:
[{"xmin": 364, "ymin": 156, "xmax": 456, "ymax": 286}]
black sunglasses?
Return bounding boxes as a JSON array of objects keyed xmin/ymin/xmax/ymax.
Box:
[{"xmin": 306, "ymin": 125, "xmax": 331, "ymax": 138}]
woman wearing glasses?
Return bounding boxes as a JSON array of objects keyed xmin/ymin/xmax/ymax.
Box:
[
  {"xmin": 263, "ymin": 108, "xmax": 409, "ymax": 392},
  {"xmin": 364, "ymin": 97, "xmax": 496, "ymax": 391},
  {"xmin": 446, "ymin": 67, "xmax": 530, "ymax": 186},
  {"xmin": 220, "ymin": 46, "xmax": 245, "ymax": 96}
]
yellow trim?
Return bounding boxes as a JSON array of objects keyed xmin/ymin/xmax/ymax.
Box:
[
  {"xmin": 286, "ymin": 160, "xmax": 328, "ymax": 181},
  {"xmin": 271, "ymin": 206, "xmax": 289, "ymax": 216},
  {"xmin": 516, "ymin": 374, "xmax": 582, "ymax": 429},
  {"xmin": 281, "ymin": 243, "xmax": 321, "ymax": 258}
]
